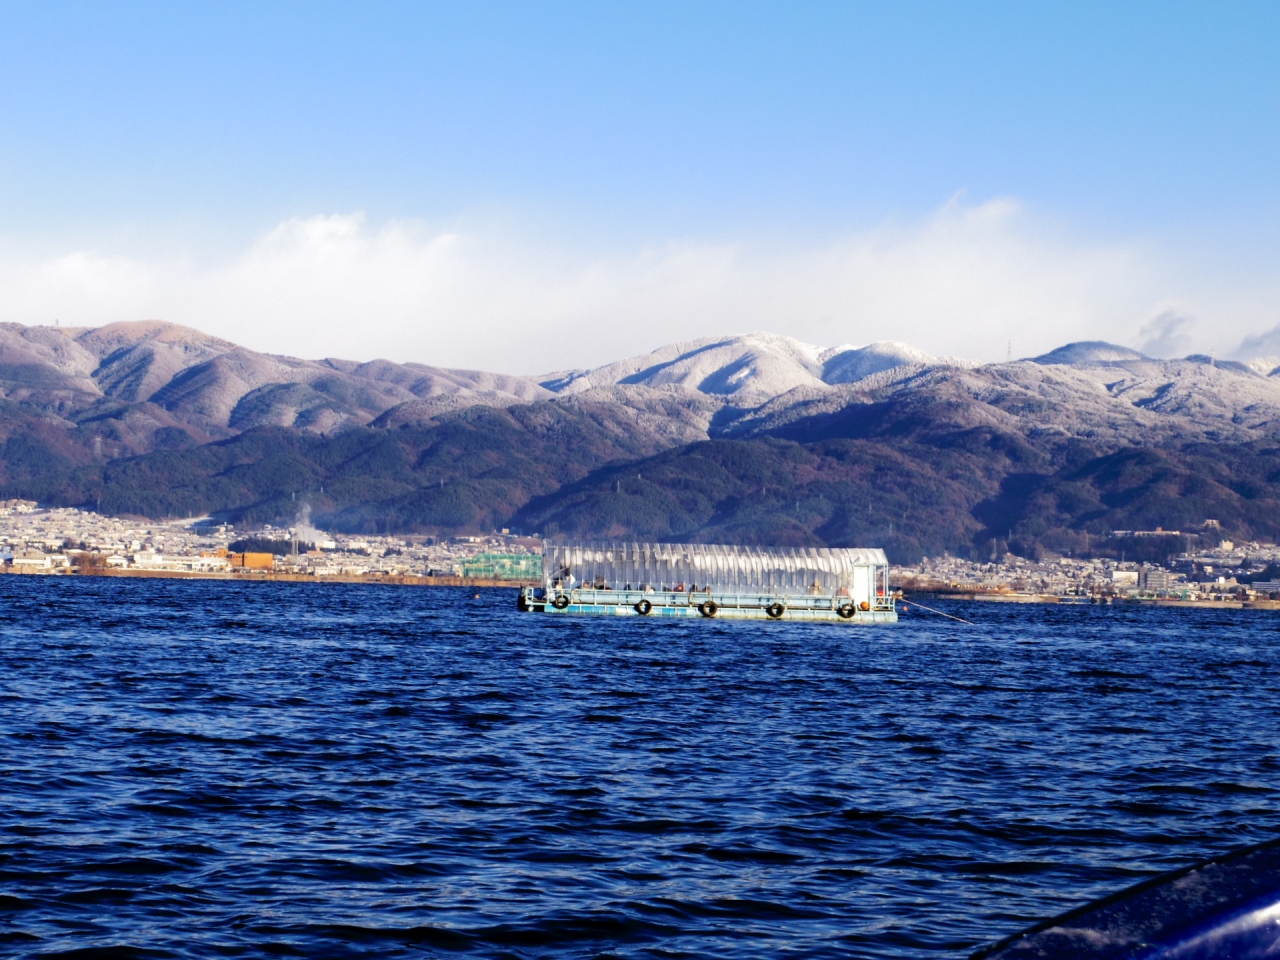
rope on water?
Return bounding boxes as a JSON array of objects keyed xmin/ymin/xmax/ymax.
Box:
[{"xmin": 900, "ymin": 599, "xmax": 976, "ymax": 625}]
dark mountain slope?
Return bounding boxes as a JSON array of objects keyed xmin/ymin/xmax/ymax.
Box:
[
  {"xmin": 511, "ymin": 437, "xmax": 988, "ymax": 561},
  {"xmin": 507, "ymin": 436, "xmax": 1280, "ymax": 563},
  {"xmin": 979, "ymin": 442, "xmax": 1280, "ymax": 556},
  {"xmin": 0, "ymin": 399, "xmax": 99, "ymax": 488},
  {"xmin": 9, "ymin": 399, "xmax": 695, "ymax": 531},
  {"xmin": 7, "ymin": 389, "xmax": 1277, "ymax": 562}
]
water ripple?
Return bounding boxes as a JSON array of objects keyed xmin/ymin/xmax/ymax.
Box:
[{"xmin": 2, "ymin": 578, "xmax": 1279, "ymax": 957}]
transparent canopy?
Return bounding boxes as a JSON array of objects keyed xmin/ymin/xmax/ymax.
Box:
[{"xmin": 542, "ymin": 540, "xmax": 889, "ymax": 598}]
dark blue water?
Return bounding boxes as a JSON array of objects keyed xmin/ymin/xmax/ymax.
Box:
[{"xmin": 2, "ymin": 579, "xmax": 1279, "ymax": 959}]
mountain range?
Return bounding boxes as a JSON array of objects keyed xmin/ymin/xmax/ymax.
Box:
[{"xmin": 3, "ymin": 320, "xmax": 1279, "ymax": 562}]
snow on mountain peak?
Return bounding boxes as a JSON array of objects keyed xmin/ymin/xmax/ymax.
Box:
[
  {"xmin": 1032, "ymin": 341, "xmax": 1149, "ymax": 365},
  {"xmin": 539, "ymin": 333, "xmax": 945, "ymax": 402},
  {"xmin": 821, "ymin": 341, "xmax": 939, "ymax": 384}
]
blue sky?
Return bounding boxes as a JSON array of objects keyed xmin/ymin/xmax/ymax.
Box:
[{"xmin": 1, "ymin": 1, "xmax": 1278, "ymax": 371}]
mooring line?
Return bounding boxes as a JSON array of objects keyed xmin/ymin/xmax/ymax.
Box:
[{"xmin": 900, "ymin": 600, "xmax": 976, "ymax": 625}]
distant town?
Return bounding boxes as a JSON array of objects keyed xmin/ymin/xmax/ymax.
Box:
[
  {"xmin": 4, "ymin": 499, "xmax": 1280, "ymax": 607},
  {"xmin": 0, "ymin": 500, "xmax": 540, "ymax": 583},
  {"xmin": 895, "ymin": 524, "xmax": 1280, "ymax": 606}
]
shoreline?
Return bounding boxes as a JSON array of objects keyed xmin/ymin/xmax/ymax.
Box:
[
  {"xmin": 6, "ymin": 570, "xmax": 1275, "ymax": 609},
  {"xmin": 0, "ymin": 567, "xmax": 532, "ymax": 588},
  {"xmin": 905, "ymin": 590, "xmax": 1280, "ymax": 610}
]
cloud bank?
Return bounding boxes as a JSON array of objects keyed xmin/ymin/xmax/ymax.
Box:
[
  {"xmin": 1138, "ymin": 310, "xmax": 1195, "ymax": 359},
  {"xmin": 0, "ymin": 199, "xmax": 1273, "ymax": 374}
]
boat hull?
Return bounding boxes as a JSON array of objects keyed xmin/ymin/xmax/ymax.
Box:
[{"xmin": 519, "ymin": 589, "xmax": 898, "ymax": 624}]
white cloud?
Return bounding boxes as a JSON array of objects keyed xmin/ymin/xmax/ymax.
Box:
[
  {"xmin": 1138, "ymin": 310, "xmax": 1194, "ymax": 358},
  {"xmin": 0, "ymin": 199, "xmax": 1273, "ymax": 373},
  {"xmin": 1232, "ymin": 325, "xmax": 1280, "ymax": 361}
]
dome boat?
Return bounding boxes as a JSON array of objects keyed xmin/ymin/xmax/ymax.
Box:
[{"xmin": 517, "ymin": 540, "xmax": 897, "ymax": 623}]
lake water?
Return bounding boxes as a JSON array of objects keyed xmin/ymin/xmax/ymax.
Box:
[{"xmin": 3, "ymin": 577, "xmax": 1279, "ymax": 958}]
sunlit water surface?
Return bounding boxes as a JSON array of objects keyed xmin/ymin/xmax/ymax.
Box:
[{"xmin": 3, "ymin": 578, "xmax": 1279, "ymax": 958}]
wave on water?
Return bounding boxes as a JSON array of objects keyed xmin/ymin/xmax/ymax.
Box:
[{"xmin": 2, "ymin": 578, "xmax": 1279, "ymax": 957}]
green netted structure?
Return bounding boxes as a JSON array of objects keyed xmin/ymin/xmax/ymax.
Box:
[{"xmin": 461, "ymin": 553, "xmax": 543, "ymax": 580}]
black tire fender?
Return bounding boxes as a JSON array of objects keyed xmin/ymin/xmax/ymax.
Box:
[
  {"xmin": 635, "ymin": 598, "xmax": 652, "ymax": 615},
  {"xmin": 698, "ymin": 600, "xmax": 718, "ymax": 618},
  {"xmin": 837, "ymin": 602, "xmax": 856, "ymax": 619},
  {"xmin": 552, "ymin": 593, "xmax": 571, "ymax": 610},
  {"xmin": 765, "ymin": 602, "xmax": 785, "ymax": 620}
]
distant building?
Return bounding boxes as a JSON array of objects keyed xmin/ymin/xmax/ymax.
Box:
[
  {"xmin": 1141, "ymin": 567, "xmax": 1181, "ymax": 592},
  {"xmin": 461, "ymin": 553, "xmax": 542, "ymax": 580},
  {"xmin": 231, "ymin": 552, "xmax": 274, "ymax": 570}
]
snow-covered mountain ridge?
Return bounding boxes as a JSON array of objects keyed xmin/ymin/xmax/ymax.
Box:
[
  {"xmin": 538, "ymin": 332, "xmax": 964, "ymax": 400},
  {"xmin": 4, "ymin": 320, "xmax": 1280, "ymax": 461},
  {"xmin": 7, "ymin": 321, "xmax": 1280, "ymax": 549},
  {"xmin": 536, "ymin": 330, "xmax": 1280, "ymax": 447}
]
